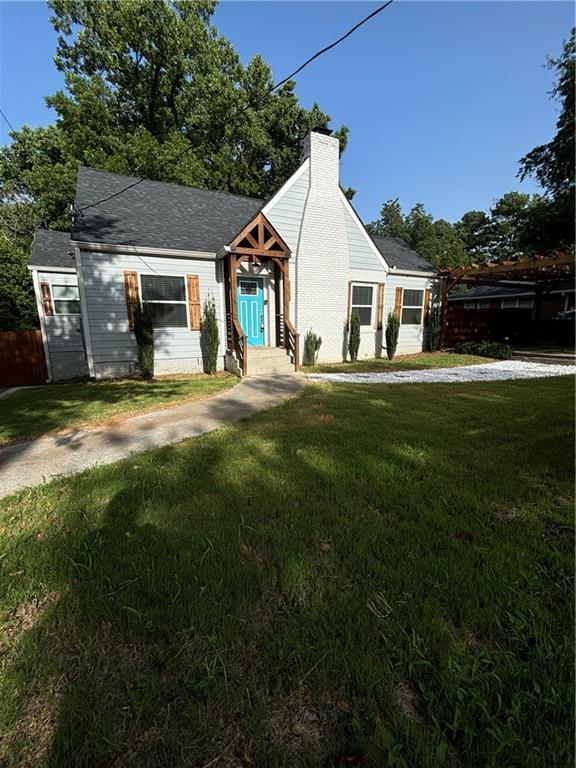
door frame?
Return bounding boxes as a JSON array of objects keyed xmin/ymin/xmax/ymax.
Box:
[{"xmin": 237, "ymin": 275, "xmax": 266, "ymax": 346}]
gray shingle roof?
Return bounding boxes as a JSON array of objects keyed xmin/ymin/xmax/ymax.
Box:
[
  {"xmin": 72, "ymin": 166, "xmax": 263, "ymax": 252},
  {"xmin": 371, "ymin": 236, "xmax": 435, "ymax": 272},
  {"xmin": 449, "ymin": 282, "xmax": 574, "ymax": 301},
  {"xmin": 29, "ymin": 229, "xmax": 74, "ymax": 269}
]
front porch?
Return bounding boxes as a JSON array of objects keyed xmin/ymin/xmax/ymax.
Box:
[{"xmin": 221, "ymin": 212, "xmax": 300, "ymax": 376}]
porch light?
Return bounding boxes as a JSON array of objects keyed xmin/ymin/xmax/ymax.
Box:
[{"xmin": 249, "ymin": 260, "xmax": 262, "ymax": 275}]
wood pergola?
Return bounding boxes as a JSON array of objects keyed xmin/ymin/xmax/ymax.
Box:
[
  {"xmin": 221, "ymin": 211, "xmax": 299, "ymax": 376},
  {"xmin": 439, "ymin": 251, "xmax": 575, "ymax": 345}
]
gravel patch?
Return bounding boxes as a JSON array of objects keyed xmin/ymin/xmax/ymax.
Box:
[{"xmin": 306, "ymin": 360, "xmax": 576, "ymax": 385}]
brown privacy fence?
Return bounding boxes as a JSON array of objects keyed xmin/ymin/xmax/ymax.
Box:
[
  {"xmin": 443, "ymin": 306, "xmax": 534, "ymax": 347},
  {"xmin": 443, "ymin": 303, "xmax": 573, "ymax": 347},
  {"xmin": 0, "ymin": 330, "xmax": 47, "ymax": 387}
]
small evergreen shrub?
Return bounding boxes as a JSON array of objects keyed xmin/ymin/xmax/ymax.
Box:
[
  {"xmin": 385, "ymin": 311, "xmax": 400, "ymax": 360},
  {"xmin": 303, "ymin": 330, "xmax": 322, "ymax": 366},
  {"xmin": 348, "ymin": 311, "xmax": 361, "ymax": 362},
  {"xmin": 427, "ymin": 305, "xmax": 442, "ymax": 352},
  {"xmin": 133, "ymin": 302, "xmax": 154, "ymax": 380},
  {"xmin": 454, "ymin": 340, "xmax": 512, "ymax": 360},
  {"xmin": 202, "ymin": 293, "xmax": 220, "ymax": 374}
]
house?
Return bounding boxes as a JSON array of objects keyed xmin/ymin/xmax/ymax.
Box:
[
  {"xmin": 445, "ymin": 281, "xmax": 575, "ymax": 347},
  {"xmin": 28, "ymin": 129, "xmax": 438, "ymax": 381},
  {"xmin": 448, "ymin": 283, "xmax": 574, "ymax": 318}
]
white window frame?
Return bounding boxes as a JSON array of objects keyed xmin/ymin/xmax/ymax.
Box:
[
  {"xmin": 138, "ymin": 272, "xmax": 189, "ymax": 329},
  {"xmin": 350, "ymin": 282, "xmax": 376, "ymax": 328},
  {"xmin": 50, "ymin": 283, "xmax": 82, "ymax": 316},
  {"xmin": 401, "ymin": 289, "xmax": 424, "ymax": 325},
  {"xmin": 464, "ymin": 300, "xmax": 476, "ymax": 309},
  {"xmin": 477, "ymin": 299, "xmax": 491, "ymax": 309}
]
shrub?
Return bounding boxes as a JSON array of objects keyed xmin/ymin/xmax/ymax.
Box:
[
  {"xmin": 427, "ymin": 305, "xmax": 442, "ymax": 352},
  {"xmin": 133, "ymin": 302, "xmax": 154, "ymax": 380},
  {"xmin": 454, "ymin": 340, "xmax": 512, "ymax": 360},
  {"xmin": 202, "ymin": 293, "xmax": 220, "ymax": 374},
  {"xmin": 385, "ymin": 311, "xmax": 400, "ymax": 360},
  {"xmin": 303, "ymin": 330, "xmax": 322, "ymax": 366},
  {"xmin": 348, "ymin": 311, "xmax": 361, "ymax": 362}
]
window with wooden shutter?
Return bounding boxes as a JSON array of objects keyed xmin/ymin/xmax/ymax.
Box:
[
  {"xmin": 401, "ymin": 289, "xmax": 425, "ymax": 325},
  {"xmin": 40, "ymin": 282, "xmax": 54, "ymax": 316},
  {"xmin": 394, "ymin": 287, "xmax": 403, "ymax": 317},
  {"xmin": 376, "ymin": 283, "xmax": 385, "ymax": 329},
  {"xmin": 124, "ymin": 271, "xmax": 139, "ymax": 330},
  {"xmin": 187, "ymin": 274, "xmax": 201, "ymax": 330}
]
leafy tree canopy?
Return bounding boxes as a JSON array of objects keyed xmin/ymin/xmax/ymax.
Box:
[
  {"xmin": 0, "ymin": 0, "xmax": 348, "ymax": 329},
  {"xmin": 366, "ymin": 199, "xmax": 469, "ymax": 270},
  {"xmin": 1, "ymin": 0, "xmax": 348, "ymax": 220}
]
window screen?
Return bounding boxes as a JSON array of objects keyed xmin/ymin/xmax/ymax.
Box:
[
  {"xmin": 52, "ymin": 284, "xmax": 81, "ymax": 315},
  {"xmin": 401, "ymin": 289, "xmax": 423, "ymax": 325},
  {"xmin": 351, "ymin": 285, "xmax": 374, "ymax": 326},
  {"xmin": 140, "ymin": 275, "xmax": 187, "ymax": 328}
]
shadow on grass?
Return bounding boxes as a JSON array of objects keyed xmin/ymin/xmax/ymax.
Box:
[{"xmin": 0, "ymin": 378, "xmax": 574, "ymax": 767}]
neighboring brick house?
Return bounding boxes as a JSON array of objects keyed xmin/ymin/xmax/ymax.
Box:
[{"xmin": 29, "ymin": 129, "xmax": 438, "ymax": 381}]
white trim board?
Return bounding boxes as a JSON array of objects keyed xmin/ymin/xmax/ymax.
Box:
[
  {"xmin": 71, "ymin": 240, "xmax": 217, "ymax": 260},
  {"xmin": 28, "ymin": 265, "xmax": 77, "ymax": 273}
]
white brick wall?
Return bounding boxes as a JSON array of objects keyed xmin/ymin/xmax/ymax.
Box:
[{"xmin": 296, "ymin": 132, "xmax": 351, "ymax": 362}]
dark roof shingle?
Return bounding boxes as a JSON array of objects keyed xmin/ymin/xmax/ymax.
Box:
[
  {"xmin": 371, "ymin": 236, "xmax": 435, "ymax": 273},
  {"xmin": 72, "ymin": 167, "xmax": 263, "ymax": 252},
  {"xmin": 29, "ymin": 229, "xmax": 74, "ymax": 269}
]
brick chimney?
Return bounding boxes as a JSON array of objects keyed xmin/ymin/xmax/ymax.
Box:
[{"xmin": 295, "ymin": 129, "xmax": 349, "ymax": 361}]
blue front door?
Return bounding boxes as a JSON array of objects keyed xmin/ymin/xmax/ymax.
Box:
[{"xmin": 238, "ymin": 277, "xmax": 264, "ymax": 346}]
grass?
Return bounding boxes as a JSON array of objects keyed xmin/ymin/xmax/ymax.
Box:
[
  {"xmin": 0, "ymin": 373, "xmax": 236, "ymax": 444},
  {"xmin": 303, "ymin": 351, "xmax": 493, "ymax": 374},
  {"xmin": 0, "ymin": 376, "xmax": 573, "ymax": 767}
]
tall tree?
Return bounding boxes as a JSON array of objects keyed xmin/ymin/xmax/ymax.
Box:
[
  {"xmin": 0, "ymin": 0, "xmax": 348, "ymax": 329},
  {"xmin": 517, "ymin": 28, "xmax": 575, "ymax": 254},
  {"xmin": 367, "ymin": 200, "xmax": 469, "ymax": 270}
]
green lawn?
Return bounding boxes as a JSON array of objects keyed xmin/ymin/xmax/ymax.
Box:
[
  {"xmin": 303, "ymin": 351, "xmax": 492, "ymax": 374},
  {"xmin": 0, "ymin": 376, "xmax": 573, "ymax": 767},
  {"xmin": 0, "ymin": 374, "xmax": 236, "ymax": 444}
]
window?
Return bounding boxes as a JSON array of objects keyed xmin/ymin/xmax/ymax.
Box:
[
  {"xmin": 401, "ymin": 289, "xmax": 424, "ymax": 325},
  {"xmin": 140, "ymin": 274, "xmax": 187, "ymax": 328},
  {"xmin": 501, "ymin": 297, "xmax": 534, "ymax": 309},
  {"xmin": 477, "ymin": 299, "xmax": 491, "ymax": 309},
  {"xmin": 517, "ymin": 297, "xmax": 534, "ymax": 309},
  {"xmin": 351, "ymin": 284, "xmax": 374, "ymax": 326},
  {"xmin": 240, "ymin": 281, "xmax": 258, "ymax": 296},
  {"xmin": 52, "ymin": 284, "xmax": 81, "ymax": 315},
  {"xmin": 464, "ymin": 300, "xmax": 476, "ymax": 309}
]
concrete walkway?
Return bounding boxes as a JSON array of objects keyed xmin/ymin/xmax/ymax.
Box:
[{"xmin": 0, "ymin": 374, "xmax": 305, "ymax": 499}]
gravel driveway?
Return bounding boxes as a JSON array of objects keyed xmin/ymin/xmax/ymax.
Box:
[{"xmin": 306, "ymin": 360, "xmax": 576, "ymax": 385}]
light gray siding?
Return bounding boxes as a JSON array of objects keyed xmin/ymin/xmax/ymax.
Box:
[
  {"xmin": 79, "ymin": 250, "xmax": 224, "ymax": 378},
  {"xmin": 342, "ymin": 202, "xmax": 385, "ymax": 272},
  {"xmin": 37, "ymin": 270, "xmax": 88, "ymax": 380},
  {"xmin": 264, "ymin": 165, "xmax": 309, "ymax": 252}
]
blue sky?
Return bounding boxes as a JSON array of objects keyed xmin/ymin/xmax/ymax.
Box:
[{"xmin": 0, "ymin": 1, "xmax": 573, "ymax": 223}]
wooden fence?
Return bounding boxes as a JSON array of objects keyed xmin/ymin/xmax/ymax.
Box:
[{"xmin": 0, "ymin": 330, "xmax": 48, "ymax": 387}]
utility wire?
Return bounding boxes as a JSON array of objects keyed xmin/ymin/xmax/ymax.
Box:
[
  {"xmin": 0, "ymin": 107, "xmax": 16, "ymax": 133},
  {"xmin": 77, "ymin": 0, "xmax": 395, "ymax": 215}
]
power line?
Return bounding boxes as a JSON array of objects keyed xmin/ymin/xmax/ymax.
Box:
[
  {"xmin": 77, "ymin": 0, "xmax": 395, "ymax": 215},
  {"xmin": 0, "ymin": 107, "xmax": 15, "ymax": 133}
]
